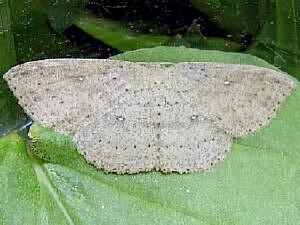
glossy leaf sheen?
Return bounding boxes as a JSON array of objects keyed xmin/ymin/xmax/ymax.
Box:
[{"xmin": 1, "ymin": 47, "xmax": 299, "ymax": 224}]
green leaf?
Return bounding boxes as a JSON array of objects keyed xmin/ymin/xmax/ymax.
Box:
[
  {"xmin": 0, "ymin": 133, "xmax": 71, "ymax": 224},
  {"xmin": 74, "ymin": 13, "xmax": 172, "ymax": 51},
  {"xmin": 248, "ymin": 0, "xmax": 300, "ymax": 79},
  {"xmin": 74, "ymin": 13, "xmax": 241, "ymax": 52},
  {"xmin": 167, "ymin": 37, "xmax": 242, "ymax": 52},
  {"xmin": 111, "ymin": 46, "xmax": 279, "ymax": 70},
  {"xmin": 1, "ymin": 47, "xmax": 299, "ymax": 224},
  {"xmin": 0, "ymin": 0, "xmax": 26, "ymax": 136},
  {"xmin": 0, "ymin": 133, "xmax": 38, "ymax": 224}
]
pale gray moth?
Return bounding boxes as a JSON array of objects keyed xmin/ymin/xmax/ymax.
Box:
[{"xmin": 4, "ymin": 59, "xmax": 297, "ymax": 173}]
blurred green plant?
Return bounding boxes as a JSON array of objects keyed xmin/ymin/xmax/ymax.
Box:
[
  {"xmin": 74, "ymin": 13, "xmax": 172, "ymax": 51},
  {"xmin": 9, "ymin": 0, "xmax": 84, "ymax": 62},
  {"xmin": 0, "ymin": 0, "xmax": 26, "ymax": 136},
  {"xmin": 74, "ymin": 13, "xmax": 241, "ymax": 52},
  {"xmin": 190, "ymin": 0, "xmax": 261, "ymax": 37},
  {"xmin": 190, "ymin": 0, "xmax": 300, "ymax": 78},
  {"xmin": 248, "ymin": 0, "xmax": 300, "ymax": 79},
  {"xmin": 38, "ymin": 0, "xmax": 88, "ymax": 31}
]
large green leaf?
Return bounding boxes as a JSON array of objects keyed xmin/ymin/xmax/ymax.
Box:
[{"xmin": 1, "ymin": 47, "xmax": 299, "ymax": 224}]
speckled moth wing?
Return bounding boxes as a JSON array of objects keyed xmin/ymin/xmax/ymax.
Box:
[
  {"xmin": 73, "ymin": 62, "xmax": 232, "ymax": 173},
  {"xmin": 75, "ymin": 96, "xmax": 232, "ymax": 174},
  {"xmin": 4, "ymin": 59, "xmax": 146, "ymax": 134},
  {"xmin": 4, "ymin": 59, "xmax": 297, "ymax": 173},
  {"xmin": 173, "ymin": 62, "xmax": 297, "ymax": 137}
]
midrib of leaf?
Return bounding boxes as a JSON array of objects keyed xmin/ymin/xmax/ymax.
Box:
[{"xmin": 29, "ymin": 154, "xmax": 75, "ymax": 225}]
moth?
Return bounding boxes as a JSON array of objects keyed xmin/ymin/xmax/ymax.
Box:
[{"xmin": 4, "ymin": 59, "xmax": 297, "ymax": 173}]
